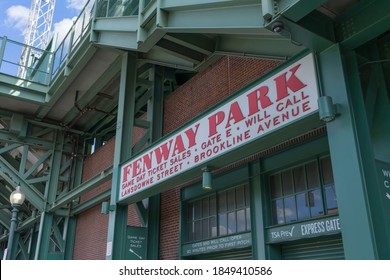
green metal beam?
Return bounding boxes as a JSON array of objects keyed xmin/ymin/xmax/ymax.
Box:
[
  {"xmin": 45, "ymin": 131, "xmax": 64, "ymax": 205},
  {"xmin": 49, "ymin": 165, "xmax": 113, "ymax": 212},
  {"xmin": 0, "ymin": 143, "xmax": 22, "ymax": 155},
  {"xmin": 164, "ymin": 34, "xmax": 214, "ymax": 55},
  {"xmin": 343, "ymin": 49, "xmax": 390, "ymax": 259},
  {"xmin": 71, "ymin": 189, "xmax": 110, "ymax": 215},
  {"xmin": 140, "ymin": 47, "xmax": 196, "ymax": 70},
  {"xmin": 96, "ymin": 31, "xmax": 139, "ymax": 50},
  {"xmin": 0, "ymin": 74, "xmax": 48, "ymax": 104},
  {"xmin": 215, "ymin": 34, "xmax": 304, "ymax": 59},
  {"xmin": 17, "ymin": 215, "xmax": 40, "ymax": 232},
  {"xmin": 0, "ymin": 210, "xmax": 10, "ymax": 229},
  {"xmin": 34, "ymin": 131, "xmax": 64, "ymax": 260},
  {"xmin": 18, "ymin": 236, "xmax": 29, "ymax": 260},
  {"xmin": 106, "ymin": 52, "xmax": 137, "ymax": 260},
  {"xmin": 336, "ymin": 0, "xmax": 390, "ymax": 49},
  {"xmin": 276, "ymin": 0, "xmax": 327, "ymax": 22},
  {"xmin": 0, "ymin": 131, "xmax": 50, "ymax": 149},
  {"xmin": 0, "ymin": 129, "xmax": 75, "ymax": 152},
  {"xmin": 159, "ymin": 0, "xmax": 259, "ymax": 11},
  {"xmin": 64, "ymin": 217, "xmax": 77, "ymax": 260},
  {"xmin": 145, "ymin": 65, "xmax": 164, "ymax": 260},
  {"xmin": 270, "ymin": 15, "xmax": 334, "ymax": 51},
  {"xmin": 0, "ymin": 165, "xmax": 45, "ymax": 212},
  {"xmin": 52, "ymin": 220, "xmax": 65, "ymax": 251},
  {"xmin": 34, "ymin": 212, "xmax": 53, "ymax": 259},
  {"xmin": 162, "ymin": 3, "xmax": 264, "ymax": 33},
  {"xmin": 93, "ymin": 15, "xmax": 138, "ymax": 50},
  {"xmin": 28, "ymin": 119, "xmax": 86, "ymax": 135}
]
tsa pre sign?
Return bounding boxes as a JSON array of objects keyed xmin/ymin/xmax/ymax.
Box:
[{"xmin": 119, "ymin": 53, "xmax": 319, "ymax": 201}]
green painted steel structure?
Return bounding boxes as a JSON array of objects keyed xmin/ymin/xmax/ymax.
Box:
[{"xmin": 0, "ymin": 0, "xmax": 389, "ymax": 259}]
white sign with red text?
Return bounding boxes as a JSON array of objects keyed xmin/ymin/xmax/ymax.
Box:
[{"xmin": 119, "ymin": 53, "xmax": 319, "ymax": 201}]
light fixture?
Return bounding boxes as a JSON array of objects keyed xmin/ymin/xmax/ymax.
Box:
[
  {"xmin": 9, "ymin": 186, "xmax": 25, "ymax": 207},
  {"xmin": 101, "ymin": 201, "xmax": 115, "ymax": 215},
  {"xmin": 318, "ymin": 96, "xmax": 337, "ymax": 122},
  {"xmin": 6, "ymin": 185, "xmax": 25, "ymax": 260},
  {"xmin": 202, "ymin": 167, "xmax": 213, "ymax": 190}
]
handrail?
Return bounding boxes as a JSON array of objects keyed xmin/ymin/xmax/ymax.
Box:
[
  {"xmin": 95, "ymin": 0, "xmax": 139, "ymax": 18},
  {"xmin": 0, "ymin": 36, "xmax": 52, "ymax": 84},
  {"xmin": 0, "ymin": 0, "xmax": 140, "ymax": 86},
  {"xmin": 0, "ymin": 0, "xmax": 95, "ymax": 86},
  {"xmin": 51, "ymin": 0, "xmax": 95, "ymax": 80}
]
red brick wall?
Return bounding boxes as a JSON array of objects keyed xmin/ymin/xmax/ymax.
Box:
[
  {"xmin": 163, "ymin": 56, "xmax": 281, "ymax": 134},
  {"xmin": 159, "ymin": 56, "xmax": 281, "ymax": 259},
  {"xmin": 73, "ymin": 136, "xmax": 141, "ymax": 259},
  {"xmin": 73, "ymin": 204, "xmax": 109, "ymax": 260}
]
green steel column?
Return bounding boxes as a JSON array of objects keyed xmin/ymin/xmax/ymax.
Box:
[
  {"xmin": 249, "ymin": 160, "xmax": 266, "ymax": 260},
  {"xmin": 106, "ymin": 52, "xmax": 137, "ymax": 260},
  {"xmin": 35, "ymin": 131, "xmax": 64, "ymax": 259},
  {"xmin": 64, "ymin": 146, "xmax": 84, "ymax": 260},
  {"xmin": 64, "ymin": 217, "xmax": 77, "ymax": 259},
  {"xmin": 318, "ymin": 45, "xmax": 379, "ymax": 259},
  {"xmin": 146, "ymin": 65, "xmax": 164, "ymax": 260},
  {"xmin": 347, "ymin": 46, "xmax": 390, "ymax": 259}
]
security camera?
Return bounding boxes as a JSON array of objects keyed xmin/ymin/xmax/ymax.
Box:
[{"xmin": 272, "ymin": 21, "xmax": 284, "ymax": 33}]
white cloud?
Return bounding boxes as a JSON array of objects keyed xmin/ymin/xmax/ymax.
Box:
[
  {"xmin": 66, "ymin": 0, "xmax": 89, "ymax": 12},
  {"xmin": 52, "ymin": 17, "xmax": 77, "ymax": 44},
  {"xmin": 4, "ymin": 5, "xmax": 30, "ymax": 35}
]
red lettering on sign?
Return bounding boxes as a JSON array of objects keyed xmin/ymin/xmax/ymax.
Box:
[
  {"xmin": 225, "ymin": 101, "xmax": 245, "ymax": 128},
  {"xmin": 154, "ymin": 139, "xmax": 173, "ymax": 164},
  {"xmin": 208, "ymin": 111, "xmax": 225, "ymax": 137},
  {"xmin": 274, "ymin": 64, "xmax": 306, "ymax": 101},
  {"xmin": 247, "ymin": 86, "xmax": 273, "ymax": 116},
  {"xmin": 184, "ymin": 123, "xmax": 200, "ymax": 148}
]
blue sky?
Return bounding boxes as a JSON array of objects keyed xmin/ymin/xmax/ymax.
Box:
[{"xmin": 0, "ymin": 0, "xmax": 88, "ymax": 44}]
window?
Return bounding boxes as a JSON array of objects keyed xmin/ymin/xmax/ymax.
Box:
[
  {"xmin": 269, "ymin": 156, "xmax": 337, "ymax": 225},
  {"xmin": 186, "ymin": 184, "xmax": 251, "ymax": 242}
]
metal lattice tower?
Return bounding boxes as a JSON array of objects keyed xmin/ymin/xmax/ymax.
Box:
[{"xmin": 18, "ymin": 0, "xmax": 56, "ymax": 78}]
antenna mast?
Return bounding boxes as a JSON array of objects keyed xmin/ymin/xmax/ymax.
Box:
[{"xmin": 18, "ymin": 0, "xmax": 56, "ymax": 78}]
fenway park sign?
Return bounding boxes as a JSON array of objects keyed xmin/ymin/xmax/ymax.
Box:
[{"xmin": 119, "ymin": 53, "xmax": 319, "ymax": 201}]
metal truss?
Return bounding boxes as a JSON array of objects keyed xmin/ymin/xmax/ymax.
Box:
[{"xmin": 0, "ymin": 115, "xmax": 83, "ymax": 259}]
